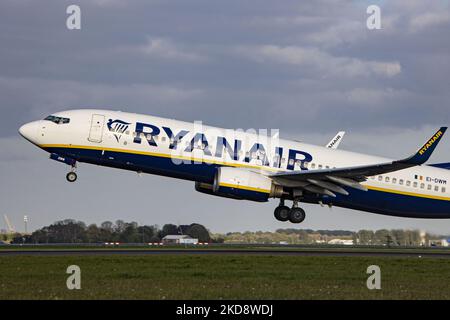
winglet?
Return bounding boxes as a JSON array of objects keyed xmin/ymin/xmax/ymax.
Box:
[
  {"xmin": 326, "ymin": 131, "xmax": 345, "ymax": 149},
  {"xmin": 400, "ymin": 127, "xmax": 447, "ymax": 165}
]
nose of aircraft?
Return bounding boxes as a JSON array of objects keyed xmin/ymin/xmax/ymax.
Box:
[{"xmin": 19, "ymin": 121, "xmax": 40, "ymax": 145}]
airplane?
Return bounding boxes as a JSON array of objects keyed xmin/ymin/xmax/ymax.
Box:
[{"xmin": 19, "ymin": 109, "xmax": 450, "ymax": 223}]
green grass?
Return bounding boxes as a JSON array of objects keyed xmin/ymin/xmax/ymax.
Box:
[{"xmin": 1, "ymin": 254, "xmax": 450, "ymax": 299}]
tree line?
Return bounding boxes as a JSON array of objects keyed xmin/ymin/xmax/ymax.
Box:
[
  {"xmin": 352, "ymin": 229, "xmax": 426, "ymax": 246},
  {"xmin": 215, "ymin": 228, "xmax": 436, "ymax": 246},
  {"xmin": 7, "ymin": 222, "xmax": 441, "ymax": 247},
  {"xmin": 12, "ymin": 219, "xmax": 211, "ymax": 244}
]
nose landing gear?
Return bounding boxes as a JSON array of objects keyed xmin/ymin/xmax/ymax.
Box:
[
  {"xmin": 274, "ymin": 198, "xmax": 306, "ymax": 224},
  {"xmin": 66, "ymin": 163, "xmax": 78, "ymax": 183},
  {"xmin": 66, "ymin": 171, "xmax": 77, "ymax": 182}
]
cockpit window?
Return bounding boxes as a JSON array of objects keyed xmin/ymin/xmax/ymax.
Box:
[{"xmin": 44, "ymin": 115, "xmax": 70, "ymax": 124}]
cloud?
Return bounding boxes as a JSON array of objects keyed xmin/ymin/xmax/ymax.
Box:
[
  {"xmin": 121, "ymin": 37, "xmax": 208, "ymax": 63},
  {"xmin": 409, "ymin": 12, "xmax": 450, "ymax": 32},
  {"xmin": 235, "ymin": 44, "xmax": 401, "ymax": 78},
  {"xmin": 0, "ymin": 76, "xmax": 204, "ymax": 137}
]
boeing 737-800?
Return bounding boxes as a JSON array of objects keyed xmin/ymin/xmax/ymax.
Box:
[{"xmin": 19, "ymin": 109, "xmax": 450, "ymax": 223}]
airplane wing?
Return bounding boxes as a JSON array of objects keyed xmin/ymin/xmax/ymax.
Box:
[
  {"xmin": 326, "ymin": 131, "xmax": 345, "ymax": 149},
  {"xmin": 270, "ymin": 127, "xmax": 447, "ymax": 197}
]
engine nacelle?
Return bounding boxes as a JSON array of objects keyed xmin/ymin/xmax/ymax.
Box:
[
  {"xmin": 195, "ymin": 167, "xmax": 283, "ymax": 202},
  {"xmin": 195, "ymin": 181, "xmax": 243, "ymax": 200}
]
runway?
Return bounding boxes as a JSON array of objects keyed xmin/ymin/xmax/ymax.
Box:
[{"xmin": 1, "ymin": 248, "xmax": 450, "ymax": 258}]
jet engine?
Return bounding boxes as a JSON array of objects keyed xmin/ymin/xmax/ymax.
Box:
[{"xmin": 195, "ymin": 167, "xmax": 284, "ymax": 202}]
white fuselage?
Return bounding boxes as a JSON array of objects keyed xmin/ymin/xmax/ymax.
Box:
[{"xmin": 19, "ymin": 109, "xmax": 450, "ymax": 218}]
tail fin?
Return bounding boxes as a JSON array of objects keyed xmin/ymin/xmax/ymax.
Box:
[{"xmin": 400, "ymin": 127, "xmax": 447, "ymax": 165}]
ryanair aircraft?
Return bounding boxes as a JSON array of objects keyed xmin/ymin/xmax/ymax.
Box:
[{"xmin": 19, "ymin": 109, "xmax": 450, "ymax": 223}]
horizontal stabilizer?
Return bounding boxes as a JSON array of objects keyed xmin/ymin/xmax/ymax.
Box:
[{"xmin": 429, "ymin": 162, "xmax": 450, "ymax": 170}]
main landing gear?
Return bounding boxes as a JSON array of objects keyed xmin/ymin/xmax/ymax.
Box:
[
  {"xmin": 66, "ymin": 164, "xmax": 78, "ymax": 183},
  {"xmin": 274, "ymin": 199, "xmax": 306, "ymax": 224}
]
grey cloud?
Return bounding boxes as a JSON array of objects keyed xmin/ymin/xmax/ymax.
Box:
[{"xmin": 234, "ymin": 44, "xmax": 401, "ymax": 78}]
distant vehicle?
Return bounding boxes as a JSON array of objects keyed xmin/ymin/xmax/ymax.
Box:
[{"xmin": 19, "ymin": 109, "xmax": 450, "ymax": 224}]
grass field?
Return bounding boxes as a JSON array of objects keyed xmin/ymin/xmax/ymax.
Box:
[{"xmin": 1, "ymin": 254, "xmax": 449, "ymax": 299}]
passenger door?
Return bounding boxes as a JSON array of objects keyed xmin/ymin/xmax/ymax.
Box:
[{"xmin": 88, "ymin": 114, "xmax": 105, "ymax": 143}]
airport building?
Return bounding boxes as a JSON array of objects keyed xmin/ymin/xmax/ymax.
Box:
[{"xmin": 162, "ymin": 235, "xmax": 198, "ymax": 245}]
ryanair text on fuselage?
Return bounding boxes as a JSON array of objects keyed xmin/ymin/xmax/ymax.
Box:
[{"xmin": 129, "ymin": 120, "xmax": 313, "ymax": 170}]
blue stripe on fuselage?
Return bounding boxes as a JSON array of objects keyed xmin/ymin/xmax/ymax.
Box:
[{"xmin": 312, "ymin": 187, "xmax": 450, "ymax": 218}]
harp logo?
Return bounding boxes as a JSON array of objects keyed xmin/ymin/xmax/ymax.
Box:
[{"xmin": 107, "ymin": 119, "xmax": 131, "ymax": 143}]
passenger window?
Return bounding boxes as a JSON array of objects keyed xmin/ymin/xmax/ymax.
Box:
[
  {"xmin": 318, "ymin": 164, "xmax": 323, "ymax": 169},
  {"xmin": 392, "ymin": 178, "xmax": 397, "ymax": 184},
  {"xmin": 442, "ymin": 187, "xmax": 446, "ymax": 193},
  {"xmin": 326, "ymin": 166, "xmax": 330, "ymax": 169},
  {"xmin": 406, "ymin": 180, "xmax": 411, "ymax": 187},
  {"xmin": 435, "ymin": 185, "xmax": 439, "ymax": 192},
  {"xmin": 413, "ymin": 182, "xmax": 418, "ymax": 188},
  {"xmin": 378, "ymin": 176, "xmax": 382, "ymax": 181},
  {"xmin": 399, "ymin": 179, "xmax": 404, "ymax": 185},
  {"xmin": 427, "ymin": 184, "xmax": 432, "ymax": 190},
  {"xmin": 385, "ymin": 177, "xmax": 390, "ymax": 183},
  {"xmin": 420, "ymin": 183, "xmax": 425, "ymax": 189},
  {"xmin": 311, "ymin": 163, "xmax": 316, "ymax": 169}
]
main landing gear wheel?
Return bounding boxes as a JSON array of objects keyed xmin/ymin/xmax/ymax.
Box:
[
  {"xmin": 66, "ymin": 172, "xmax": 78, "ymax": 183},
  {"xmin": 274, "ymin": 205, "xmax": 290, "ymax": 222},
  {"xmin": 289, "ymin": 207, "xmax": 306, "ymax": 224}
]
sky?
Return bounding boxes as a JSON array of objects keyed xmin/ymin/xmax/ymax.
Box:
[{"xmin": 1, "ymin": 0, "xmax": 450, "ymax": 235}]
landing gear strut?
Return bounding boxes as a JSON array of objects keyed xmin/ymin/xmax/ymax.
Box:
[
  {"xmin": 66, "ymin": 164, "xmax": 78, "ymax": 183},
  {"xmin": 273, "ymin": 198, "xmax": 306, "ymax": 224}
]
